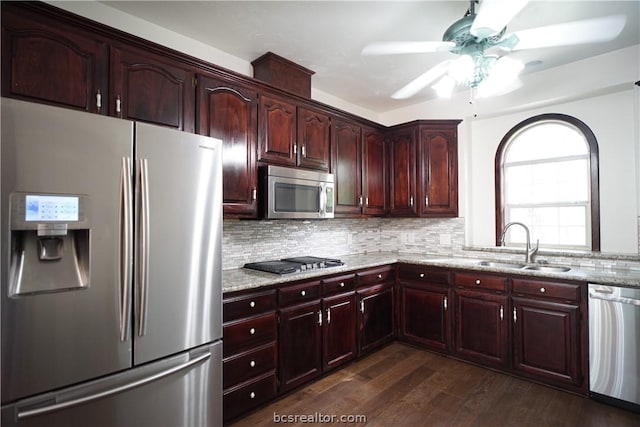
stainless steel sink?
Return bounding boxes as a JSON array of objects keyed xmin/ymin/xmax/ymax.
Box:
[
  {"xmin": 523, "ymin": 265, "xmax": 571, "ymax": 272},
  {"xmin": 476, "ymin": 261, "xmax": 526, "ymax": 269}
]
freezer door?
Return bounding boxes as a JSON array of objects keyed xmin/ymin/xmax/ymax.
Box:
[
  {"xmin": 1, "ymin": 99, "xmax": 133, "ymax": 403},
  {"xmin": 133, "ymin": 123, "xmax": 222, "ymax": 364},
  {"xmin": 0, "ymin": 341, "xmax": 222, "ymax": 427}
]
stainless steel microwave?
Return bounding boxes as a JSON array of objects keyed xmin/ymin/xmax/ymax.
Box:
[{"xmin": 262, "ymin": 165, "xmax": 335, "ymax": 219}]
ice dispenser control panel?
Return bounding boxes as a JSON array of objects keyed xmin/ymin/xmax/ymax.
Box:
[{"xmin": 10, "ymin": 192, "xmax": 90, "ymax": 233}]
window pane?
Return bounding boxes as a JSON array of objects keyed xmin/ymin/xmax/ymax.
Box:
[{"xmin": 505, "ymin": 122, "xmax": 588, "ymax": 163}]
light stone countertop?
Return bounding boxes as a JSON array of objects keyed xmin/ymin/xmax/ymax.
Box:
[{"xmin": 222, "ymin": 251, "xmax": 640, "ymax": 293}]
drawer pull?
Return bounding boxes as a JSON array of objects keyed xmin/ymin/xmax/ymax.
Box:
[
  {"xmin": 250, "ymin": 360, "xmax": 256, "ymax": 368},
  {"xmin": 301, "ymin": 290, "xmax": 306, "ymax": 296},
  {"xmin": 475, "ymin": 279, "xmax": 481, "ymax": 285},
  {"xmin": 377, "ymin": 274, "xmax": 382, "ymax": 279},
  {"xmin": 340, "ymin": 282, "xmax": 345, "ymax": 287},
  {"xmin": 249, "ymin": 328, "xmax": 256, "ymax": 335},
  {"xmin": 540, "ymin": 287, "xmax": 546, "ymax": 293},
  {"xmin": 419, "ymin": 273, "xmax": 425, "ymax": 278},
  {"xmin": 249, "ymin": 301, "xmax": 256, "ymax": 308},
  {"xmin": 250, "ymin": 391, "xmax": 256, "ymax": 399}
]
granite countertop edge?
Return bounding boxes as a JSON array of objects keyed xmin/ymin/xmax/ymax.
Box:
[{"xmin": 223, "ymin": 252, "xmax": 640, "ymax": 293}]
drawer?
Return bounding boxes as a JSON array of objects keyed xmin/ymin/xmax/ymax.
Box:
[
  {"xmin": 278, "ymin": 280, "xmax": 321, "ymax": 307},
  {"xmin": 223, "ymin": 343, "xmax": 277, "ymax": 389},
  {"xmin": 357, "ymin": 265, "xmax": 395, "ymax": 286},
  {"xmin": 398, "ymin": 264, "xmax": 450, "ymax": 285},
  {"xmin": 512, "ymin": 278, "xmax": 581, "ymax": 302},
  {"xmin": 223, "ymin": 371, "xmax": 278, "ymax": 422},
  {"xmin": 223, "ymin": 289, "xmax": 277, "ymax": 322},
  {"xmin": 455, "ymin": 272, "xmax": 507, "ymax": 292},
  {"xmin": 322, "ymin": 273, "xmax": 356, "ymax": 295},
  {"xmin": 223, "ymin": 312, "xmax": 277, "ymax": 357}
]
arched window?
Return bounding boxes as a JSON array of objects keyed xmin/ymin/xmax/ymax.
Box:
[{"xmin": 495, "ymin": 114, "xmax": 600, "ymax": 251}]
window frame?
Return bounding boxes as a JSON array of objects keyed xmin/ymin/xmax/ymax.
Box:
[{"xmin": 495, "ymin": 113, "xmax": 601, "ymax": 251}]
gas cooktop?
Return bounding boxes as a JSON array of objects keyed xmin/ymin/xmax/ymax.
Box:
[{"xmin": 244, "ymin": 256, "xmax": 344, "ymax": 275}]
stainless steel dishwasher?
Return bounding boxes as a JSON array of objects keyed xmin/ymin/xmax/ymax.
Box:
[{"xmin": 588, "ymin": 284, "xmax": 640, "ymax": 412}]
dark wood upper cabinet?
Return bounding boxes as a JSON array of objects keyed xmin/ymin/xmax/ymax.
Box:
[
  {"xmin": 197, "ymin": 76, "xmax": 258, "ymax": 218},
  {"xmin": 388, "ymin": 128, "xmax": 418, "ymax": 216},
  {"xmin": 297, "ymin": 106, "xmax": 331, "ymax": 171},
  {"xmin": 332, "ymin": 119, "xmax": 363, "ymax": 215},
  {"xmin": 1, "ymin": 4, "xmax": 108, "ymax": 114},
  {"xmin": 419, "ymin": 125, "xmax": 459, "ymax": 217},
  {"xmin": 110, "ymin": 46, "xmax": 195, "ymax": 132},
  {"xmin": 258, "ymin": 93, "xmax": 297, "ymax": 166},
  {"xmin": 362, "ymin": 126, "xmax": 387, "ymax": 216}
]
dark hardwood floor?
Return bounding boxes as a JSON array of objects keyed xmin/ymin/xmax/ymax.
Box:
[{"xmin": 229, "ymin": 342, "xmax": 640, "ymax": 426}]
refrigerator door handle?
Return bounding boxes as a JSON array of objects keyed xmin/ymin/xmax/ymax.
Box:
[
  {"xmin": 119, "ymin": 157, "xmax": 133, "ymax": 342},
  {"xmin": 137, "ymin": 158, "xmax": 150, "ymax": 337},
  {"xmin": 16, "ymin": 351, "xmax": 212, "ymax": 420}
]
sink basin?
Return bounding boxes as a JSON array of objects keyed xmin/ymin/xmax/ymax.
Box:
[
  {"xmin": 477, "ymin": 261, "xmax": 526, "ymax": 269},
  {"xmin": 523, "ymin": 265, "xmax": 571, "ymax": 272}
]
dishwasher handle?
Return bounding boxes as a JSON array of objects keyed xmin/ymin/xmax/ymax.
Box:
[{"xmin": 589, "ymin": 292, "xmax": 640, "ymax": 306}]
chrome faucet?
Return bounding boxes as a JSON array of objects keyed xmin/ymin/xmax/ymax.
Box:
[{"xmin": 500, "ymin": 222, "xmax": 539, "ymax": 264}]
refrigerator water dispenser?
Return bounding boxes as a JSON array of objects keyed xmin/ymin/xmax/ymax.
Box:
[{"xmin": 8, "ymin": 192, "xmax": 90, "ymax": 296}]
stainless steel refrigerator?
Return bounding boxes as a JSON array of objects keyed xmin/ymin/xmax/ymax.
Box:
[{"xmin": 1, "ymin": 98, "xmax": 223, "ymax": 426}]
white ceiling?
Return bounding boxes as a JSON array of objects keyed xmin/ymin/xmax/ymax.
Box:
[{"xmin": 102, "ymin": 1, "xmax": 640, "ymax": 113}]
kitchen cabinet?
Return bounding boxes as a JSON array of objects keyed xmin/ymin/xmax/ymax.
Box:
[
  {"xmin": 110, "ymin": 46, "xmax": 195, "ymax": 132},
  {"xmin": 387, "ymin": 120, "xmax": 460, "ymax": 217},
  {"xmin": 1, "ymin": 3, "xmax": 108, "ymax": 114},
  {"xmin": 453, "ymin": 271, "xmax": 509, "ymax": 368},
  {"xmin": 332, "ymin": 118, "xmax": 363, "ymax": 215},
  {"xmin": 362, "ymin": 126, "xmax": 388, "ymax": 216},
  {"xmin": 222, "ymin": 289, "xmax": 278, "ymax": 423},
  {"xmin": 257, "ymin": 93, "xmax": 297, "ymax": 166},
  {"xmin": 297, "ymin": 105, "xmax": 331, "ymax": 171},
  {"xmin": 356, "ymin": 265, "xmax": 396, "ymax": 355},
  {"xmin": 321, "ymin": 274, "xmax": 358, "ymax": 371},
  {"xmin": 398, "ymin": 264, "xmax": 451, "ymax": 352},
  {"xmin": 511, "ymin": 278, "xmax": 585, "ymax": 390},
  {"xmin": 197, "ymin": 76, "xmax": 258, "ymax": 217}
]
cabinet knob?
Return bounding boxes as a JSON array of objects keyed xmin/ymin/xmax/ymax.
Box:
[
  {"xmin": 249, "ymin": 301, "xmax": 256, "ymax": 308},
  {"xmin": 301, "ymin": 290, "xmax": 306, "ymax": 296},
  {"xmin": 377, "ymin": 274, "xmax": 382, "ymax": 279},
  {"xmin": 249, "ymin": 328, "xmax": 256, "ymax": 335},
  {"xmin": 475, "ymin": 279, "xmax": 481, "ymax": 285},
  {"xmin": 419, "ymin": 273, "xmax": 425, "ymax": 278},
  {"xmin": 540, "ymin": 287, "xmax": 546, "ymax": 293},
  {"xmin": 340, "ymin": 282, "xmax": 345, "ymax": 287},
  {"xmin": 250, "ymin": 360, "xmax": 256, "ymax": 368},
  {"xmin": 96, "ymin": 90, "xmax": 102, "ymax": 111},
  {"xmin": 250, "ymin": 392, "xmax": 256, "ymax": 399}
]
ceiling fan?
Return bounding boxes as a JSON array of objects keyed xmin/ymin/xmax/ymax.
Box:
[{"xmin": 362, "ymin": 0, "xmax": 627, "ymax": 100}]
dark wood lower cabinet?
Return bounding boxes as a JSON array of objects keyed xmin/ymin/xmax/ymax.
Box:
[
  {"xmin": 400, "ymin": 283, "xmax": 451, "ymax": 352},
  {"xmin": 357, "ymin": 283, "xmax": 395, "ymax": 355},
  {"xmin": 322, "ymin": 292, "xmax": 357, "ymax": 371}
]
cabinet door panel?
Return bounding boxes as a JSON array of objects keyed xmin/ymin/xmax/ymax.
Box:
[
  {"xmin": 110, "ymin": 46, "xmax": 195, "ymax": 132},
  {"xmin": 454, "ymin": 290, "xmax": 508, "ymax": 367},
  {"xmin": 2, "ymin": 7, "xmax": 107, "ymax": 113},
  {"xmin": 362, "ymin": 127, "xmax": 387, "ymax": 215},
  {"xmin": 401, "ymin": 285, "xmax": 450, "ymax": 351},
  {"xmin": 389, "ymin": 131, "xmax": 417, "ymax": 216},
  {"xmin": 298, "ymin": 107, "xmax": 330, "ymax": 170},
  {"xmin": 358, "ymin": 284, "xmax": 395, "ymax": 355},
  {"xmin": 197, "ymin": 77, "xmax": 258, "ymax": 217},
  {"xmin": 279, "ymin": 300, "xmax": 322, "ymax": 392},
  {"xmin": 258, "ymin": 94, "xmax": 296, "ymax": 165},
  {"xmin": 419, "ymin": 127, "xmax": 458, "ymax": 217},
  {"xmin": 512, "ymin": 297, "xmax": 581, "ymax": 386},
  {"xmin": 332, "ymin": 119, "xmax": 362, "ymax": 215},
  {"xmin": 323, "ymin": 293, "xmax": 357, "ymax": 371}
]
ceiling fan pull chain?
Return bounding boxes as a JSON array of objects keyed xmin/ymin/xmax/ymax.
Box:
[{"xmin": 469, "ymin": 88, "xmax": 478, "ymax": 118}]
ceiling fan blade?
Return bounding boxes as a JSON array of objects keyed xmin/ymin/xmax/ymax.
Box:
[
  {"xmin": 362, "ymin": 41, "xmax": 454, "ymax": 56},
  {"xmin": 505, "ymin": 15, "xmax": 627, "ymax": 51},
  {"xmin": 391, "ymin": 60, "xmax": 451, "ymax": 99},
  {"xmin": 471, "ymin": 0, "xmax": 529, "ymax": 39}
]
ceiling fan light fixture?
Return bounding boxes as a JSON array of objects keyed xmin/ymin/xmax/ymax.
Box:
[
  {"xmin": 477, "ymin": 56, "xmax": 524, "ymax": 97},
  {"xmin": 433, "ymin": 75, "xmax": 456, "ymax": 98},
  {"xmin": 449, "ymin": 54, "xmax": 475, "ymax": 84}
]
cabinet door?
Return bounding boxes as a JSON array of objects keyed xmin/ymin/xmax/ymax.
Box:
[
  {"xmin": 454, "ymin": 290, "xmax": 508, "ymax": 368},
  {"xmin": 279, "ymin": 300, "xmax": 322, "ymax": 392},
  {"xmin": 357, "ymin": 283, "xmax": 395, "ymax": 355},
  {"xmin": 110, "ymin": 46, "xmax": 195, "ymax": 132},
  {"xmin": 400, "ymin": 284, "xmax": 451, "ymax": 352},
  {"xmin": 1, "ymin": 5, "xmax": 107, "ymax": 113},
  {"xmin": 297, "ymin": 106, "xmax": 331, "ymax": 171},
  {"xmin": 419, "ymin": 126, "xmax": 458, "ymax": 217},
  {"xmin": 197, "ymin": 76, "xmax": 258, "ymax": 218},
  {"xmin": 362, "ymin": 126, "xmax": 387, "ymax": 216},
  {"xmin": 258, "ymin": 93, "xmax": 297, "ymax": 166},
  {"xmin": 323, "ymin": 292, "xmax": 357, "ymax": 371},
  {"xmin": 388, "ymin": 130, "xmax": 417, "ymax": 216},
  {"xmin": 512, "ymin": 297, "xmax": 582, "ymax": 387},
  {"xmin": 332, "ymin": 119, "xmax": 363, "ymax": 215}
]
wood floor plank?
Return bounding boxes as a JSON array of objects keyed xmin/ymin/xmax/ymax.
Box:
[{"xmin": 228, "ymin": 343, "xmax": 640, "ymax": 426}]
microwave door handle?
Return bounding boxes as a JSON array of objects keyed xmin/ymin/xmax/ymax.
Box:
[{"xmin": 320, "ymin": 185, "xmax": 327, "ymax": 217}]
